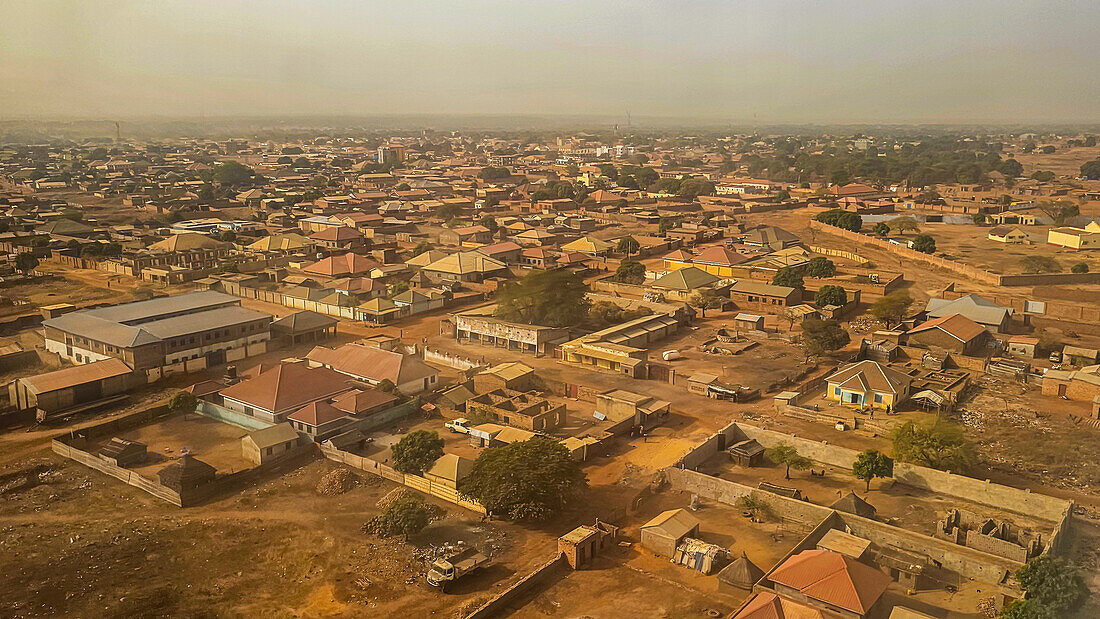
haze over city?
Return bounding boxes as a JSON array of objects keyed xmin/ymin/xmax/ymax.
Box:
[
  {"xmin": 2, "ymin": 0, "xmax": 1099, "ymax": 124},
  {"xmin": 3, "ymin": 3, "xmax": 1100, "ymax": 619}
]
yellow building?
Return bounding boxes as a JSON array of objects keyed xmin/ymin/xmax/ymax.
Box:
[
  {"xmin": 1047, "ymin": 222, "xmax": 1100, "ymax": 250},
  {"xmin": 986, "ymin": 226, "xmax": 1030, "ymax": 244},
  {"xmin": 825, "ymin": 360, "xmax": 911, "ymax": 410}
]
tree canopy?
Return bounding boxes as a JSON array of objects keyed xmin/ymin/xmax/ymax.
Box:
[
  {"xmin": 765, "ymin": 443, "xmax": 812, "ymax": 480},
  {"xmin": 911, "ymin": 234, "xmax": 936, "ymax": 254},
  {"xmin": 869, "ymin": 291, "xmax": 912, "ymax": 324},
  {"xmin": 478, "ymin": 166, "xmax": 511, "ymax": 180},
  {"xmin": 872, "ymin": 222, "xmax": 890, "ymax": 237},
  {"xmin": 689, "ymin": 289, "xmax": 726, "ymax": 318},
  {"xmin": 212, "ymin": 161, "xmax": 255, "ymax": 186},
  {"xmin": 1081, "ymin": 159, "xmax": 1100, "ymax": 180},
  {"xmin": 1071, "ymin": 262, "xmax": 1089, "ymax": 274},
  {"xmin": 772, "ymin": 267, "xmax": 804, "ymax": 289},
  {"xmin": 365, "ymin": 495, "xmax": 433, "ymax": 541},
  {"xmin": 616, "ymin": 236, "xmax": 640, "ymax": 255},
  {"xmin": 814, "ymin": 285, "xmax": 847, "ymax": 307},
  {"xmin": 805, "ymin": 257, "xmax": 836, "ymax": 278},
  {"xmin": 458, "ymin": 436, "xmax": 587, "ymax": 521},
  {"xmin": 801, "ymin": 318, "xmax": 850, "ymax": 357},
  {"xmin": 495, "ymin": 269, "xmax": 590, "ymax": 327},
  {"xmin": 1020, "ymin": 256, "xmax": 1061, "ymax": 274},
  {"xmin": 892, "ymin": 420, "xmax": 976, "ymax": 473},
  {"xmin": 815, "ymin": 209, "xmax": 862, "ymax": 232},
  {"xmin": 1001, "ymin": 555, "xmax": 1089, "ymax": 618},
  {"xmin": 14, "ymin": 253, "xmax": 38, "ymax": 274},
  {"xmin": 889, "ymin": 216, "xmax": 921, "ymax": 235},
  {"xmin": 852, "ymin": 449, "xmax": 892, "ymax": 492},
  {"xmin": 613, "ymin": 260, "xmax": 646, "ymax": 284},
  {"xmin": 390, "ymin": 430, "xmax": 444, "ymax": 476}
]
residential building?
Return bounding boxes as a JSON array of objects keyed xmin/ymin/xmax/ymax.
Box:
[
  {"xmin": 729, "ymin": 281, "xmax": 800, "ymax": 310},
  {"xmin": 466, "ymin": 388, "xmax": 567, "ymax": 432},
  {"xmin": 305, "ymin": 341, "xmax": 439, "ymax": 393},
  {"xmin": 219, "ymin": 361, "xmax": 353, "ymax": 423},
  {"xmin": 986, "ymin": 226, "xmax": 1030, "ymax": 244},
  {"xmin": 925, "ymin": 294, "xmax": 1012, "ymax": 333},
  {"xmin": 825, "ymin": 360, "xmax": 912, "ymax": 410},
  {"xmin": 450, "ymin": 306, "xmax": 570, "ymax": 355},
  {"xmin": 906, "ymin": 314, "xmax": 991, "ymax": 355}
]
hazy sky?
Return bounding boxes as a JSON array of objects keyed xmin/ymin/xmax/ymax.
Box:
[{"xmin": 2, "ymin": 0, "xmax": 1098, "ymax": 124}]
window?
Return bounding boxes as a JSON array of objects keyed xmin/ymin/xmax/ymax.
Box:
[
  {"xmin": 874, "ymin": 393, "xmax": 883, "ymax": 404},
  {"xmin": 833, "ymin": 386, "xmax": 841, "ymax": 396}
]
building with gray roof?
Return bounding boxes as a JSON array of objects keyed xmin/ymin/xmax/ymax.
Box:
[{"xmin": 43, "ymin": 291, "xmax": 272, "ymax": 373}]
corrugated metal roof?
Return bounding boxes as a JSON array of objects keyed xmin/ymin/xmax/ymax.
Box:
[{"xmin": 19, "ymin": 358, "xmax": 133, "ymax": 394}]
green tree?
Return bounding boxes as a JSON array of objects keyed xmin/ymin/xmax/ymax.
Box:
[
  {"xmin": 805, "ymin": 257, "xmax": 836, "ymax": 278},
  {"xmin": 689, "ymin": 289, "xmax": 726, "ymax": 318},
  {"xmin": 1080, "ymin": 159, "xmax": 1100, "ymax": 180},
  {"xmin": 613, "ymin": 260, "xmax": 646, "ymax": 284},
  {"xmin": 1031, "ymin": 170, "xmax": 1055, "ymax": 182},
  {"xmin": 765, "ymin": 443, "xmax": 812, "ymax": 480},
  {"xmin": 870, "ymin": 291, "xmax": 912, "ymax": 324},
  {"xmin": 376, "ymin": 378, "xmax": 396, "ymax": 393},
  {"xmin": 1071, "ymin": 262, "xmax": 1089, "ymax": 274},
  {"xmin": 852, "ymin": 449, "xmax": 892, "ymax": 492},
  {"xmin": 437, "ymin": 203, "xmax": 464, "ymax": 221},
  {"xmin": 212, "ymin": 161, "xmax": 254, "ymax": 186},
  {"xmin": 477, "ymin": 215, "xmax": 499, "ymax": 234},
  {"xmin": 915, "ymin": 190, "xmax": 942, "ymax": 204},
  {"xmin": 478, "ymin": 166, "xmax": 511, "ymax": 180},
  {"xmin": 394, "ymin": 182, "xmax": 411, "ymax": 192},
  {"xmin": 772, "ymin": 267, "xmax": 804, "ymax": 289},
  {"xmin": 911, "ymin": 234, "xmax": 936, "ymax": 254},
  {"xmin": 388, "ymin": 280, "xmax": 410, "ymax": 298},
  {"xmin": 616, "ymin": 236, "xmax": 640, "ymax": 256},
  {"xmin": 677, "ymin": 178, "xmax": 717, "ymax": 198},
  {"xmin": 458, "ymin": 436, "xmax": 587, "ymax": 521},
  {"xmin": 168, "ymin": 391, "xmax": 198, "ymax": 414},
  {"xmin": 60, "ymin": 207, "xmax": 84, "ymax": 222},
  {"xmin": 1005, "ymin": 555, "xmax": 1088, "ymax": 618},
  {"xmin": 892, "ymin": 421, "xmax": 976, "ymax": 473},
  {"xmin": 366, "ymin": 495, "xmax": 432, "ymax": 541},
  {"xmin": 14, "ymin": 252, "xmax": 39, "ymax": 274},
  {"xmin": 495, "ymin": 269, "xmax": 590, "ymax": 327},
  {"xmin": 998, "ymin": 158, "xmax": 1024, "ymax": 177},
  {"xmin": 889, "ymin": 216, "xmax": 921, "ymax": 235},
  {"xmin": 872, "ymin": 222, "xmax": 890, "ymax": 237},
  {"xmin": 1035, "ymin": 199, "xmax": 1079, "ymax": 225},
  {"xmin": 390, "ymin": 430, "xmax": 444, "ymax": 476},
  {"xmin": 972, "ymin": 213, "xmax": 987, "ymax": 225},
  {"xmin": 1020, "ymin": 256, "xmax": 1061, "ymax": 274},
  {"xmin": 801, "ymin": 318, "xmax": 850, "ymax": 357},
  {"xmin": 815, "ymin": 209, "xmax": 862, "ymax": 232},
  {"xmin": 814, "ymin": 285, "xmax": 847, "ymax": 307},
  {"xmin": 412, "ymin": 240, "xmax": 434, "ymax": 256}
]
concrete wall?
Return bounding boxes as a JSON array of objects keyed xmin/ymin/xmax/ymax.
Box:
[
  {"xmin": 811, "ymin": 220, "xmax": 1100, "ymax": 287},
  {"xmin": 666, "ymin": 467, "xmax": 1026, "ymax": 589},
  {"xmin": 464, "ymin": 554, "xmax": 568, "ymax": 619}
]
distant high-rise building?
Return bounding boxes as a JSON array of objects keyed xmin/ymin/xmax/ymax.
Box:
[{"xmin": 377, "ymin": 144, "xmax": 405, "ymax": 164}]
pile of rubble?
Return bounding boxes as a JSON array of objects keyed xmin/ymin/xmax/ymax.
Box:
[{"xmin": 315, "ymin": 468, "xmax": 358, "ymax": 496}]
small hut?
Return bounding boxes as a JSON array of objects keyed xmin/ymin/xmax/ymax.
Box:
[
  {"xmin": 717, "ymin": 551, "xmax": 765, "ymax": 591},
  {"xmin": 98, "ymin": 438, "xmax": 147, "ymax": 468},
  {"xmin": 157, "ymin": 451, "xmax": 216, "ymax": 492},
  {"xmin": 830, "ymin": 491, "xmax": 877, "ymax": 519}
]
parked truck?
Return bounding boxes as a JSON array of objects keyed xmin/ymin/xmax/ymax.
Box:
[
  {"xmin": 445, "ymin": 418, "xmax": 472, "ymax": 434},
  {"xmin": 426, "ymin": 547, "xmax": 489, "ymax": 592}
]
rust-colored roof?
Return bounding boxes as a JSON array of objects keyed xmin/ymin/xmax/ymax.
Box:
[
  {"xmin": 287, "ymin": 401, "xmax": 347, "ymax": 426},
  {"xmin": 306, "ymin": 342, "xmax": 438, "ymax": 386},
  {"xmin": 662, "ymin": 249, "xmax": 695, "ymax": 261},
  {"xmin": 309, "ymin": 226, "xmax": 364, "ymax": 241},
  {"xmin": 908, "ymin": 313, "xmax": 986, "ymax": 343},
  {"xmin": 219, "ymin": 362, "xmax": 351, "ymax": 413},
  {"xmin": 767, "ymin": 550, "xmax": 891, "ymax": 615},
  {"xmin": 733, "ymin": 592, "xmax": 823, "ymax": 619},
  {"xmin": 331, "ymin": 388, "xmax": 398, "ymax": 414},
  {"xmin": 19, "ymin": 358, "xmax": 133, "ymax": 394},
  {"xmin": 692, "ymin": 245, "xmax": 750, "ymax": 266},
  {"xmin": 301, "ymin": 253, "xmax": 381, "ymax": 277}
]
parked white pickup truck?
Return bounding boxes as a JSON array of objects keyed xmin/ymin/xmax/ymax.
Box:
[{"xmin": 445, "ymin": 418, "xmax": 472, "ymax": 434}]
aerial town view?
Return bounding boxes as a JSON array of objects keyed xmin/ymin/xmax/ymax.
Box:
[{"xmin": 2, "ymin": 2, "xmax": 1099, "ymax": 618}]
